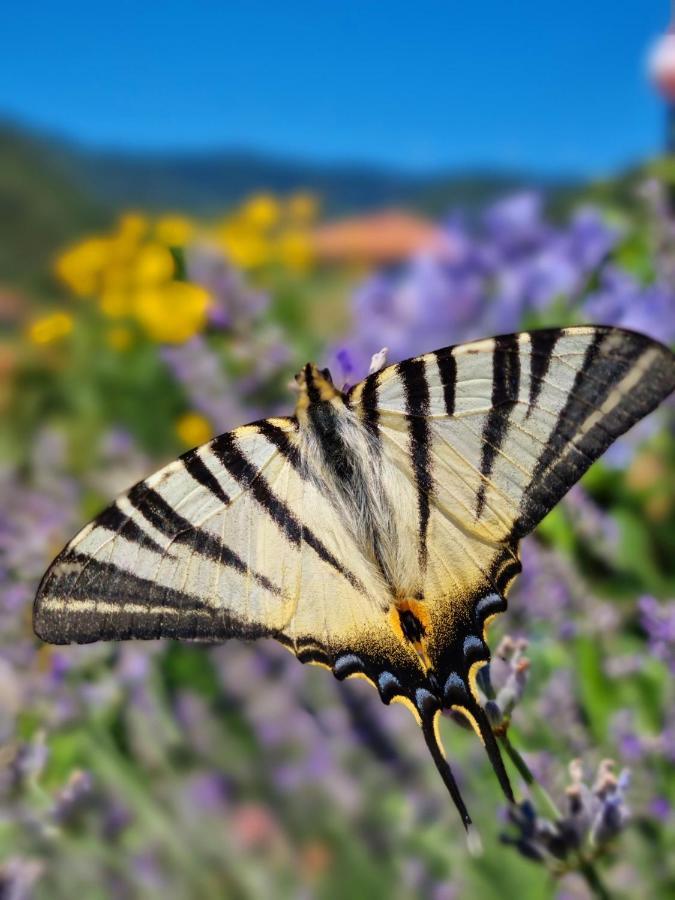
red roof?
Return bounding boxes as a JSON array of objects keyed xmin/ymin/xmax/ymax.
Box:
[{"xmin": 311, "ymin": 209, "xmax": 448, "ymax": 265}]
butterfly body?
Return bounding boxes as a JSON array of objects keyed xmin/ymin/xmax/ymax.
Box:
[{"xmin": 34, "ymin": 326, "xmax": 675, "ymax": 835}]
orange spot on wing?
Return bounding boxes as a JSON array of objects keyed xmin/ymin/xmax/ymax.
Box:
[{"xmin": 389, "ymin": 598, "xmax": 433, "ymax": 671}]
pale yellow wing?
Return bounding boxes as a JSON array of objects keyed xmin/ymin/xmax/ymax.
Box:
[
  {"xmin": 34, "ymin": 417, "xmax": 425, "ymax": 696},
  {"xmin": 348, "ymin": 326, "xmax": 675, "ymax": 675}
]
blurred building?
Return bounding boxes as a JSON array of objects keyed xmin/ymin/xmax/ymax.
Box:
[{"xmin": 312, "ymin": 209, "xmax": 449, "ymax": 266}]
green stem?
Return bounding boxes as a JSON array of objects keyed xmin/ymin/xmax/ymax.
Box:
[
  {"xmin": 498, "ymin": 731, "xmax": 561, "ymax": 820},
  {"xmin": 578, "ymin": 860, "xmax": 613, "ymax": 900}
]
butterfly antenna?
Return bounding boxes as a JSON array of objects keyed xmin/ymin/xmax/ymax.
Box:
[
  {"xmin": 465, "ymin": 699, "xmax": 515, "ymax": 804},
  {"xmin": 421, "ymin": 713, "xmax": 476, "ymax": 840}
]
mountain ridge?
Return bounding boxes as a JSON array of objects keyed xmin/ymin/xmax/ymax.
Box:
[{"xmin": 0, "ymin": 120, "xmax": 577, "ymax": 218}]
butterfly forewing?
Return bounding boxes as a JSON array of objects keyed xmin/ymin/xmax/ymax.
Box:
[
  {"xmin": 363, "ymin": 327, "xmax": 674, "ymax": 546},
  {"xmin": 33, "ymin": 417, "xmax": 412, "ymax": 677}
]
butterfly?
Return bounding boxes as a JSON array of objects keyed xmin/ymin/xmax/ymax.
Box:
[{"xmin": 34, "ymin": 326, "xmax": 675, "ymax": 840}]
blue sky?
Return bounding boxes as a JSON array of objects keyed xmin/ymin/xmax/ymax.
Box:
[{"xmin": 0, "ymin": 1, "xmax": 670, "ymax": 175}]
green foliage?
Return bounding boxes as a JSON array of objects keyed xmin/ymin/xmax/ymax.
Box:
[{"xmin": 0, "ymin": 123, "xmax": 109, "ymax": 293}]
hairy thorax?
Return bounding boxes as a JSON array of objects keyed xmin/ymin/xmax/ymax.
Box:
[{"xmin": 295, "ymin": 363, "xmax": 419, "ymax": 603}]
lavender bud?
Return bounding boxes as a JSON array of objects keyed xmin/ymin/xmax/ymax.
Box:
[{"xmin": 51, "ymin": 770, "xmax": 93, "ymax": 823}]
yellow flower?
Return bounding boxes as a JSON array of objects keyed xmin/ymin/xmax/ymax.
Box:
[
  {"xmin": 54, "ymin": 238, "xmax": 111, "ymax": 297},
  {"xmin": 117, "ymin": 212, "xmax": 149, "ymax": 244},
  {"xmin": 135, "ymin": 281, "xmax": 210, "ymax": 343},
  {"xmin": 28, "ymin": 311, "xmax": 74, "ymax": 345},
  {"xmin": 220, "ymin": 223, "xmax": 271, "ymax": 269},
  {"xmin": 277, "ymin": 229, "xmax": 313, "ymax": 272},
  {"xmin": 175, "ymin": 411, "xmax": 213, "ymax": 447},
  {"xmin": 155, "ymin": 215, "xmax": 196, "ymax": 246},
  {"xmin": 106, "ymin": 326, "xmax": 133, "ymax": 351},
  {"xmin": 100, "ymin": 289, "xmax": 133, "ymax": 318},
  {"xmin": 287, "ymin": 192, "xmax": 319, "ymax": 223},
  {"xmin": 241, "ymin": 194, "xmax": 280, "ymax": 230},
  {"xmin": 134, "ymin": 243, "xmax": 175, "ymax": 286}
]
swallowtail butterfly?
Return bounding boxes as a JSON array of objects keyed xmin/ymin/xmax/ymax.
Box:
[{"xmin": 34, "ymin": 326, "xmax": 675, "ymax": 838}]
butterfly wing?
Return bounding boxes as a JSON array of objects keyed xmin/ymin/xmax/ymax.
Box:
[
  {"xmin": 34, "ymin": 416, "xmax": 426, "ymax": 694},
  {"xmin": 349, "ymin": 325, "xmax": 675, "ymax": 674},
  {"xmin": 344, "ymin": 325, "xmax": 675, "ymax": 824}
]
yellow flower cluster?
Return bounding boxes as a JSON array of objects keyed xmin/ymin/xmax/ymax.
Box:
[
  {"xmin": 216, "ymin": 192, "xmax": 318, "ymax": 272},
  {"xmin": 27, "ymin": 311, "xmax": 74, "ymax": 346},
  {"xmin": 55, "ymin": 213, "xmax": 208, "ymax": 344},
  {"xmin": 52, "ymin": 193, "xmax": 320, "ymax": 346}
]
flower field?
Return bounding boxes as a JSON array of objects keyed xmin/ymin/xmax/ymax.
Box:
[{"xmin": 1, "ymin": 182, "xmax": 675, "ymax": 899}]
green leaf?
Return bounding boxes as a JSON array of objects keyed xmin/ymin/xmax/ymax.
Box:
[{"xmin": 574, "ymin": 635, "xmax": 617, "ymax": 742}]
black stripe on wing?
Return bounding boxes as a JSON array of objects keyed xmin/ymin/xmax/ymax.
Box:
[
  {"xmin": 526, "ymin": 329, "xmax": 559, "ymax": 417},
  {"xmin": 181, "ymin": 448, "xmax": 231, "ymax": 505},
  {"xmin": 514, "ymin": 328, "xmax": 675, "ymax": 537},
  {"xmin": 475, "ymin": 334, "xmax": 521, "ymax": 518},
  {"xmin": 34, "ymin": 553, "xmax": 276, "ymax": 645},
  {"xmin": 434, "ymin": 349, "xmax": 457, "ymax": 416},
  {"xmin": 126, "ymin": 481, "xmax": 282, "ymax": 597},
  {"xmin": 211, "ymin": 432, "xmax": 367, "ymax": 594},
  {"xmin": 360, "ymin": 372, "xmax": 381, "ymax": 437},
  {"xmin": 398, "ymin": 357, "xmax": 433, "ymax": 569},
  {"xmin": 94, "ymin": 502, "xmax": 166, "ymax": 555},
  {"xmin": 256, "ymin": 419, "xmax": 302, "ymax": 471}
]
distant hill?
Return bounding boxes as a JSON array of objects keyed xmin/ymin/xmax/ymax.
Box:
[
  {"xmin": 1, "ymin": 120, "xmax": 581, "ymax": 217},
  {"xmin": 0, "ymin": 125, "xmax": 109, "ymax": 292},
  {"xmin": 1, "ymin": 119, "xmax": 612, "ymax": 293},
  {"xmin": 60, "ymin": 145, "xmax": 560, "ymax": 218}
]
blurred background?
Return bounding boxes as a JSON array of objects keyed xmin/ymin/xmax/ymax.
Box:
[{"xmin": 1, "ymin": 2, "xmax": 675, "ymax": 898}]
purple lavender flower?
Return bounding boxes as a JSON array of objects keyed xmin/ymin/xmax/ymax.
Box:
[
  {"xmin": 185, "ymin": 242, "xmax": 268, "ymax": 328},
  {"xmin": 584, "ymin": 265, "xmax": 675, "ymax": 344},
  {"xmin": 162, "ymin": 337, "xmax": 248, "ymax": 432},
  {"xmin": 183, "ymin": 771, "xmax": 230, "ymax": 814},
  {"xmin": 610, "ymin": 710, "xmax": 647, "ymax": 762},
  {"xmin": 482, "ymin": 192, "xmax": 550, "ymax": 254},
  {"xmin": 648, "ymin": 795, "xmax": 671, "ymax": 822},
  {"xmin": 502, "ymin": 759, "xmax": 631, "ymax": 870},
  {"xmin": 51, "ymin": 770, "xmax": 93, "ymax": 823},
  {"xmin": 536, "ymin": 671, "xmax": 590, "ymax": 754},
  {"xmin": 563, "ymin": 486, "xmax": 619, "ymax": 563},
  {"xmin": 333, "ymin": 191, "xmax": 630, "ymax": 380},
  {"xmin": 476, "ymin": 635, "xmax": 531, "ymax": 729},
  {"xmin": 0, "ymin": 858, "xmax": 43, "ymax": 900},
  {"xmin": 638, "ymin": 595, "xmax": 675, "ymax": 674}
]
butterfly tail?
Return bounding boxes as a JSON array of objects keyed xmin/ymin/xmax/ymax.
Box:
[
  {"xmin": 421, "ymin": 712, "xmax": 473, "ymax": 833},
  {"xmin": 464, "ymin": 698, "xmax": 515, "ymax": 804}
]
